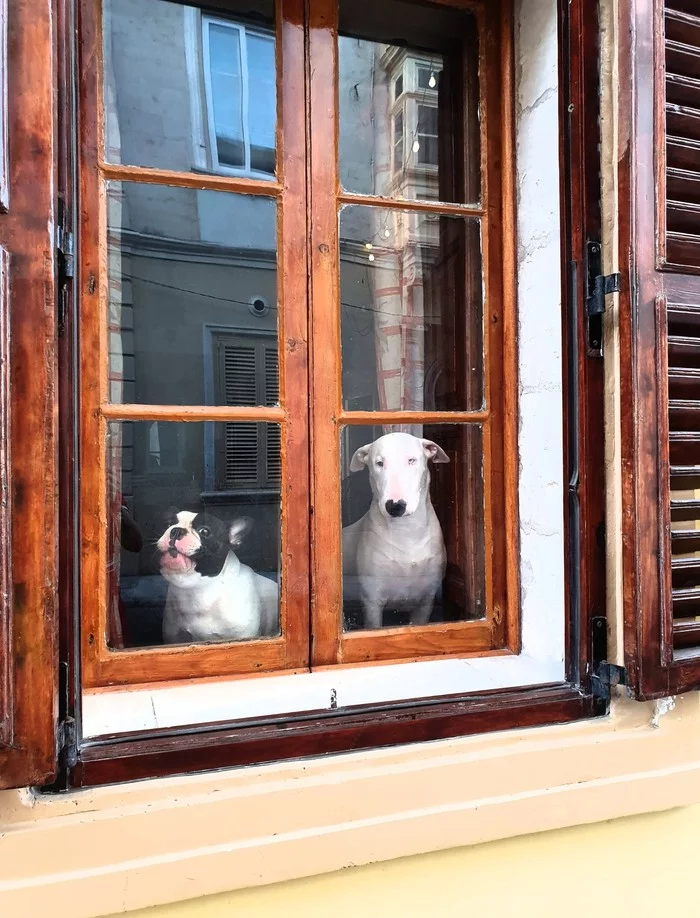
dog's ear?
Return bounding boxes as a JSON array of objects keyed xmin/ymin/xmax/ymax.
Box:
[
  {"xmin": 421, "ymin": 439, "xmax": 450, "ymax": 464},
  {"xmin": 229, "ymin": 517, "xmax": 253, "ymax": 548},
  {"xmin": 349, "ymin": 444, "xmax": 372, "ymax": 472}
]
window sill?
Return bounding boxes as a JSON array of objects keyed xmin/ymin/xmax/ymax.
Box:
[{"xmin": 3, "ymin": 692, "xmax": 700, "ymax": 917}]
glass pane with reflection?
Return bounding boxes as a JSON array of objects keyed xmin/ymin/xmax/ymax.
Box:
[
  {"xmin": 106, "ymin": 182, "xmax": 278, "ymax": 406},
  {"xmin": 104, "ymin": 0, "xmax": 277, "ymax": 179},
  {"xmin": 340, "ymin": 206, "xmax": 483, "ymax": 412},
  {"xmin": 340, "ymin": 423, "xmax": 485, "ymax": 631},
  {"xmin": 106, "ymin": 420, "xmax": 281, "ymax": 649},
  {"xmin": 338, "ymin": 0, "xmax": 480, "ymax": 204}
]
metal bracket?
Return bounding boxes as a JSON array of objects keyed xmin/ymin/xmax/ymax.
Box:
[
  {"xmin": 585, "ymin": 241, "xmax": 621, "ymax": 354},
  {"xmin": 56, "ymin": 198, "xmax": 74, "ymax": 337},
  {"xmin": 591, "ymin": 615, "xmax": 627, "ymax": 703},
  {"xmin": 58, "ymin": 715, "xmax": 78, "ymax": 770}
]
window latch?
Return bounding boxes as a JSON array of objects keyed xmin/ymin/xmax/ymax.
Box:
[
  {"xmin": 585, "ymin": 241, "xmax": 621, "ymax": 354},
  {"xmin": 591, "ymin": 615, "xmax": 627, "ymax": 705}
]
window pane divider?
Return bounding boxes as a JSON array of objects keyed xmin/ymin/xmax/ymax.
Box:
[
  {"xmin": 100, "ymin": 404, "xmax": 284, "ymax": 422},
  {"xmin": 99, "ymin": 161, "xmax": 282, "ymax": 197},
  {"xmin": 340, "ymin": 409, "xmax": 489, "ymax": 424},
  {"xmin": 337, "ymin": 190, "xmax": 484, "ymax": 217}
]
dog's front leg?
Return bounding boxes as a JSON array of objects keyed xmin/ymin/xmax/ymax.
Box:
[
  {"xmin": 361, "ymin": 595, "xmax": 385, "ymax": 630},
  {"xmin": 410, "ymin": 592, "xmax": 436, "ymax": 626}
]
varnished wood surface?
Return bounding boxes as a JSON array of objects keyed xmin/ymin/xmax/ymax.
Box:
[
  {"xmin": 78, "ymin": 0, "xmax": 311, "ymax": 687},
  {"xmin": 0, "ymin": 0, "xmax": 58, "ymax": 788}
]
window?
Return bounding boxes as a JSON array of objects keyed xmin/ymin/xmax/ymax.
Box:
[
  {"xmin": 1, "ymin": 0, "xmax": 620, "ymax": 790},
  {"xmin": 202, "ymin": 18, "xmax": 277, "ymax": 176},
  {"xmin": 415, "ymin": 102, "xmax": 438, "ymax": 165}
]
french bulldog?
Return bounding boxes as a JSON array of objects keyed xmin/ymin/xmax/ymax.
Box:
[{"xmin": 157, "ymin": 510, "xmax": 278, "ymax": 644}]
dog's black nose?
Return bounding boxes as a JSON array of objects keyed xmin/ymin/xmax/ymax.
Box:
[
  {"xmin": 385, "ymin": 500, "xmax": 406, "ymax": 518},
  {"xmin": 169, "ymin": 526, "xmax": 187, "ymax": 544}
]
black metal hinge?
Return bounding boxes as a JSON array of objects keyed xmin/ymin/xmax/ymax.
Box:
[
  {"xmin": 586, "ymin": 241, "xmax": 621, "ymax": 355},
  {"xmin": 58, "ymin": 715, "xmax": 78, "ymax": 770},
  {"xmin": 591, "ymin": 615, "xmax": 627, "ymax": 705},
  {"xmin": 56, "ymin": 198, "xmax": 74, "ymax": 336}
]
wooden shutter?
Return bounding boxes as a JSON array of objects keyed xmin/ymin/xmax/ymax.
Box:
[
  {"xmin": 0, "ymin": 0, "xmax": 59, "ymax": 787},
  {"xmin": 215, "ymin": 335, "xmax": 281, "ymax": 489},
  {"xmin": 620, "ymin": 0, "xmax": 700, "ymax": 697}
]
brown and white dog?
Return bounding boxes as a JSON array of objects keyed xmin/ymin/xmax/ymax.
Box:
[{"xmin": 157, "ymin": 510, "xmax": 278, "ymax": 644}]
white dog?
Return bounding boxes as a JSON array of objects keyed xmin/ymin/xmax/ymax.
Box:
[
  {"xmin": 157, "ymin": 511, "xmax": 278, "ymax": 644},
  {"xmin": 342, "ymin": 432, "xmax": 449, "ymax": 629}
]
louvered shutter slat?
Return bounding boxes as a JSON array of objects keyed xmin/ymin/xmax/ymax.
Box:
[{"xmin": 665, "ymin": 4, "xmax": 700, "ymax": 270}]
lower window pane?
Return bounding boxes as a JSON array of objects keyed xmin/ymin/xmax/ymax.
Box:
[
  {"xmin": 106, "ymin": 420, "xmax": 281, "ymax": 649},
  {"xmin": 341, "ymin": 423, "xmax": 485, "ymax": 631}
]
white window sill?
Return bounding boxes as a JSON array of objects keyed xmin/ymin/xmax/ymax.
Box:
[
  {"xmin": 3, "ymin": 692, "xmax": 700, "ymax": 917},
  {"xmin": 82, "ymin": 654, "xmax": 565, "ymax": 737}
]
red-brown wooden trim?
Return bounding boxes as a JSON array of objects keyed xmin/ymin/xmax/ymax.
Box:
[
  {"xmin": 309, "ymin": 0, "xmax": 514, "ymax": 666},
  {"xmin": 71, "ymin": 683, "xmax": 595, "ymax": 787},
  {"xmin": 100, "ymin": 404, "xmax": 286, "ymax": 422},
  {"xmin": 77, "ymin": 0, "xmax": 310, "ymax": 688},
  {"xmin": 0, "ymin": 246, "xmax": 9, "ymax": 748},
  {"xmin": 100, "ymin": 162, "xmax": 282, "ymax": 198},
  {"xmin": 0, "ymin": 0, "xmax": 58, "ymax": 788}
]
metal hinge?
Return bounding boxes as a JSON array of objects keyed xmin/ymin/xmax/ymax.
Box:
[
  {"xmin": 56, "ymin": 211, "xmax": 74, "ymax": 281},
  {"xmin": 56, "ymin": 199, "xmax": 74, "ymax": 336},
  {"xmin": 591, "ymin": 615, "xmax": 627, "ymax": 703},
  {"xmin": 586, "ymin": 241, "xmax": 621, "ymax": 354},
  {"xmin": 58, "ymin": 715, "xmax": 78, "ymax": 770}
]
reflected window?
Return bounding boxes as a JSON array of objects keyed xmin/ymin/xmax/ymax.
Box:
[
  {"xmin": 416, "ymin": 103, "xmax": 438, "ymax": 166},
  {"xmin": 203, "ymin": 18, "xmax": 276, "ymax": 177}
]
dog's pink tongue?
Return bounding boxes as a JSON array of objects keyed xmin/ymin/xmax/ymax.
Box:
[{"xmin": 160, "ymin": 552, "xmax": 192, "ymax": 573}]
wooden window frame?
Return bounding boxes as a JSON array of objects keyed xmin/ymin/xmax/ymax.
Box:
[
  {"xmin": 308, "ymin": 0, "xmax": 516, "ymax": 667},
  {"xmin": 0, "ymin": 0, "xmax": 59, "ymax": 790},
  {"xmin": 41, "ymin": 0, "xmax": 607, "ymax": 787},
  {"xmin": 77, "ymin": 0, "xmax": 310, "ymax": 687}
]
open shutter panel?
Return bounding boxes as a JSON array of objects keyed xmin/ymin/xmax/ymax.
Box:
[
  {"xmin": 0, "ymin": 0, "xmax": 59, "ymax": 787},
  {"xmin": 663, "ymin": 3, "xmax": 700, "ymax": 270},
  {"xmin": 621, "ymin": 0, "xmax": 700, "ymax": 698}
]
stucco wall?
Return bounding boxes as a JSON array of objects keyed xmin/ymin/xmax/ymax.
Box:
[{"xmin": 115, "ymin": 804, "xmax": 700, "ymax": 917}]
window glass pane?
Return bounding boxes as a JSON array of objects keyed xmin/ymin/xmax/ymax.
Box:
[
  {"xmin": 340, "ymin": 206, "xmax": 484, "ymax": 412},
  {"xmin": 341, "ymin": 423, "xmax": 485, "ymax": 631},
  {"xmin": 103, "ymin": 0, "xmax": 276, "ymax": 178},
  {"xmin": 107, "ymin": 420, "xmax": 281, "ymax": 649},
  {"xmin": 338, "ymin": 0, "xmax": 480, "ymax": 204},
  {"xmin": 247, "ymin": 33, "xmax": 277, "ymax": 174},
  {"xmin": 106, "ymin": 182, "xmax": 278, "ymax": 406},
  {"xmin": 208, "ymin": 23, "xmax": 245, "ymax": 169}
]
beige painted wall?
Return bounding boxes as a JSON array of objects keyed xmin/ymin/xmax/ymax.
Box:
[{"xmin": 117, "ymin": 804, "xmax": 697, "ymax": 918}]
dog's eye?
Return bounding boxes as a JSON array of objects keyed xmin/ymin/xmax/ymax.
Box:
[
  {"xmin": 408, "ymin": 457, "xmax": 416, "ymax": 465},
  {"xmin": 376, "ymin": 459, "xmax": 384, "ymax": 468},
  {"xmin": 198, "ymin": 527, "xmax": 211, "ymax": 538}
]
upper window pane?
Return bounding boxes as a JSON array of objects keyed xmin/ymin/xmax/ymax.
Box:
[
  {"xmin": 338, "ymin": 0, "xmax": 480, "ymax": 205},
  {"xmin": 340, "ymin": 205, "xmax": 484, "ymax": 412},
  {"xmin": 103, "ymin": 0, "xmax": 277, "ymax": 179},
  {"xmin": 106, "ymin": 181, "xmax": 278, "ymax": 406}
]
